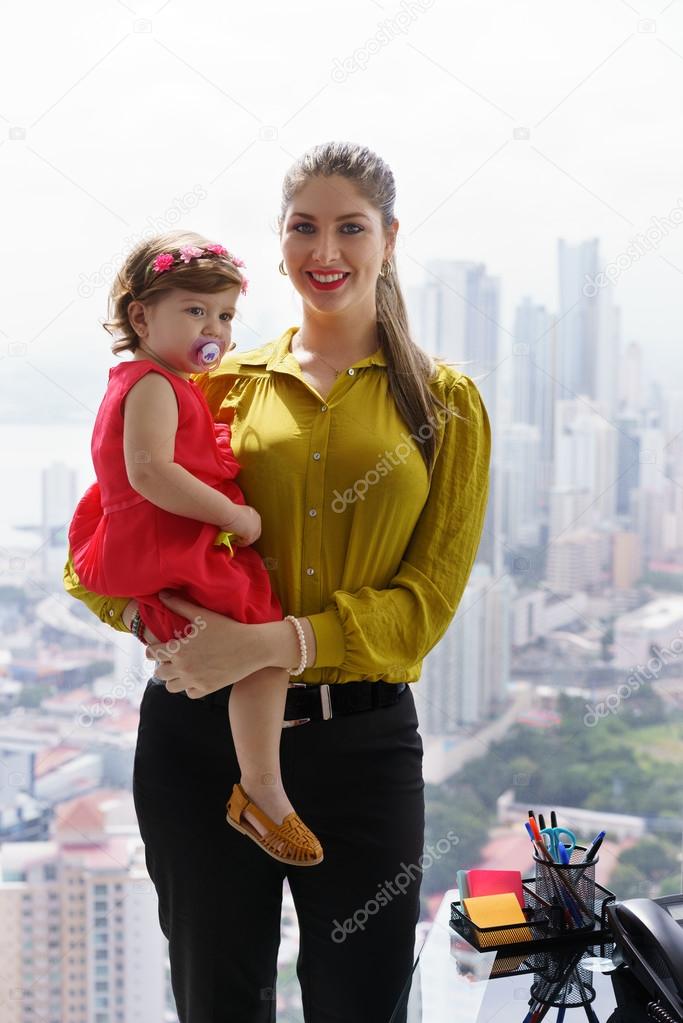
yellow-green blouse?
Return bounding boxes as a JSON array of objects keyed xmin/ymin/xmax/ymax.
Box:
[{"xmin": 63, "ymin": 326, "xmax": 491, "ymax": 685}]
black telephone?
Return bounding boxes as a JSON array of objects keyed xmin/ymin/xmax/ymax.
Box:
[{"xmin": 607, "ymin": 897, "xmax": 683, "ymax": 1022}]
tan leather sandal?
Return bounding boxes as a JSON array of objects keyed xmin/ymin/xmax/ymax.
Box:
[{"xmin": 225, "ymin": 783, "xmax": 324, "ymax": 867}]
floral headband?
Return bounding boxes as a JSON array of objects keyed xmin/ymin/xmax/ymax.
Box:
[{"xmin": 145, "ymin": 243, "xmax": 248, "ymax": 295}]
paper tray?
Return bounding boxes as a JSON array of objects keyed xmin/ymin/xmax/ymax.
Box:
[{"xmin": 449, "ymin": 876, "xmax": 616, "ymax": 954}]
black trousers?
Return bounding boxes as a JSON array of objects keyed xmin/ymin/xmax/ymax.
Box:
[{"xmin": 132, "ymin": 678, "xmax": 425, "ymax": 1023}]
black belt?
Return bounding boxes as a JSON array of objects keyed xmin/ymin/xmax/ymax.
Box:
[{"xmin": 197, "ymin": 679, "xmax": 407, "ymax": 726}]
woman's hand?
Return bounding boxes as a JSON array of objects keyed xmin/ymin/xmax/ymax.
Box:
[{"xmin": 144, "ymin": 591, "xmax": 272, "ymax": 699}]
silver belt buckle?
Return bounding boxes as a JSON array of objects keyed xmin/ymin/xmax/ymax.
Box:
[
  {"xmin": 283, "ymin": 681, "xmax": 310, "ymax": 728},
  {"xmin": 319, "ymin": 683, "xmax": 332, "ymax": 720},
  {"xmin": 282, "ymin": 682, "xmax": 333, "ymax": 727}
]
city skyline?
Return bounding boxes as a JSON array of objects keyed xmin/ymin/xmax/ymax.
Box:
[{"xmin": 3, "ymin": 0, "xmax": 683, "ymax": 428}]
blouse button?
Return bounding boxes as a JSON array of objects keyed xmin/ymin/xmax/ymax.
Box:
[
  {"xmin": 308, "ymin": 509, "xmax": 317, "ymax": 517},
  {"xmin": 347, "ymin": 368, "xmax": 355, "ymax": 375},
  {"xmin": 313, "ymin": 451, "xmax": 321, "ymax": 460},
  {"xmin": 108, "ymin": 609, "xmax": 114, "ymax": 617},
  {"xmin": 320, "ymin": 404, "xmax": 328, "ymax": 412},
  {"xmin": 306, "ymin": 567, "xmax": 315, "ymax": 576}
]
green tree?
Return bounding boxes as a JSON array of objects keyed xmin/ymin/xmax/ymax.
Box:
[
  {"xmin": 609, "ymin": 863, "xmax": 650, "ymax": 900},
  {"xmin": 17, "ymin": 685, "xmax": 45, "ymax": 709}
]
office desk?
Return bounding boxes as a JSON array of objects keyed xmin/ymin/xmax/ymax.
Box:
[{"xmin": 391, "ymin": 889, "xmax": 620, "ymax": 1022}]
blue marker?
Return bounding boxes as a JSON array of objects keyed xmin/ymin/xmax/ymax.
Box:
[
  {"xmin": 557, "ymin": 841, "xmax": 570, "ymax": 866},
  {"xmin": 584, "ymin": 830, "xmax": 605, "ymax": 863}
]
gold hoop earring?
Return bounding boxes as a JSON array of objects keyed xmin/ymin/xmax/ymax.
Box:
[
  {"xmin": 379, "ymin": 260, "xmax": 393, "ymax": 279},
  {"xmin": 278, "ymin": 259, "xmax": 288, "ymax": 277}
]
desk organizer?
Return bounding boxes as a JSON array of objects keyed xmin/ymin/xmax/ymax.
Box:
[
  {"xmin": 449, "ymin": 874, "xmax": 616, "ymax": 955},
  {"xmin": 533, "ymin": 843, "xmax": 598, "ymax": 934}
]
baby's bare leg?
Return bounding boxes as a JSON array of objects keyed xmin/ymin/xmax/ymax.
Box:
[{"xmin": 227, "ymin": 666, "xmax": 297, "ymax": 839}]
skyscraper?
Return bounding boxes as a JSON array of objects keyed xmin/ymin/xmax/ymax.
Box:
[
  {"xmin": 41, "ymin": 462, "xmax": 78, "ymax": 581},
  {"xmin": 0, "ymin": 789, "xmax": 170, "ymax": 1023},
  {"xmin": 418, "ymin": 565, "xmax": 511, "ymax": 731},
  {"xmin": 511, "ymin": 296, "xmax": 556, "ymax": 497},
  {"xmin": 406, "ymin": 259, "xmax": 502, "ymax": 574},
  {"xmin": 556, "ymin": 238, "xmax": 620, "ymax": 420}
]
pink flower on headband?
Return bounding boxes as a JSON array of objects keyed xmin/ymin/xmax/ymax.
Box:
[
  {"xmin": 151, "ymin": 252, "xmax": 175, "ymax": 274},
  {"xmin": 179, "ymin": 244, "xmax": 204, "ymax": 263},
  {"xmin": 146, "ymin": 243, "xmax": 249, "ymax": 294}
]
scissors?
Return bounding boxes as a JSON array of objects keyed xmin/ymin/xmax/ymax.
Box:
[{"xmin": 540, "ymin": 826, "xmax": 576, "ymax": 862}]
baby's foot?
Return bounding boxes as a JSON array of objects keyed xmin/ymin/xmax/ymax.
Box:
[{"xmin": 239, "ymin": 775, "xmax": 296, "ymax": 839}]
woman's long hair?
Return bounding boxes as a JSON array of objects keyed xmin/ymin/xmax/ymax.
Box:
[{"xmin": 278, "ymin": 141, "xmax": 467, "ymax": 479}]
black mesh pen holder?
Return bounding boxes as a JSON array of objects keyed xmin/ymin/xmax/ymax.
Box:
[
  {"xmin": 529, "ymin": 952, "xmax": 597, "ymax": 1010},
  {"xmin": 533, "ymin": 845, "xmax": 597, "ymax": 935}
]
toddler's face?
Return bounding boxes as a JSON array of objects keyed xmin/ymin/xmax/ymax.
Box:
[{"xmin": 141, "ymin": 286, "xmax": 239, "ymax": 373}]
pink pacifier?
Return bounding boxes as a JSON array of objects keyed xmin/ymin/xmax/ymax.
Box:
[{"xmin": 190, "ymin": 336, "xmax": 226, "ymax": 367}]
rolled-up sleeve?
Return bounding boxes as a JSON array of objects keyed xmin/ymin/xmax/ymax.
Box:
[
  {"xmin": 63, "ymin": 549, "xmax": 131, "ymax": 632},
  {"xmin": 306, "ymin": 374, "xmax": 491, "ymax": 677}
]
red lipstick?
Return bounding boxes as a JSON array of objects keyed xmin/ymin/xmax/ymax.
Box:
[{"xmin": 305, "ymin": 271, "xmax": 350, "ymax": 292}]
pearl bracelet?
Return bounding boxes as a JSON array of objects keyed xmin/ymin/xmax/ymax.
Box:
[{"xmin": 284, "ymin": 615, "xmax": 307, "ymax": 676}]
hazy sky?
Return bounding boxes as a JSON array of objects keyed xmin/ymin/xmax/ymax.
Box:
[{"xmin": 2, "ymin": 0, "xmax": 683, "ymax": 424}]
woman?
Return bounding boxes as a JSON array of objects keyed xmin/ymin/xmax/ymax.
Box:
[{"xmin": 64, "ymin": 141, "xmax": 491, "ymax": 1023}]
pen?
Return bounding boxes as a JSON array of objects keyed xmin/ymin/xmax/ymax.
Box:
[
  {"xmin": 528, "ymin": 947, "xmax": 584, "ymax": 1022},
  {"xmin": 535, "ymin": 948, "xmax": 584, "ymax": 1001},
  {"xmin": 557, "ymin": 841, "xmax": 570, "ymax": 866},
  {"xmin": 584, "ymin": 831, "xmax": 605, "ymax": 863},
  {"xmin": 525, "ymin": 822, "xmax": 574, "ymax": 928},
  {"xmin": 550, "ymin": 810, "xmax": 558, "ymax": 829},
  {"xmin": 538, "ymin": 813, "xmax": 546, "ymax": 831},
  {"xmin": 526, "ymin": 819, "xmax": 591, "ymax": 925}
]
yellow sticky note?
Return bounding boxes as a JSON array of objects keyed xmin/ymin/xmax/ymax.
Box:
[{"xmin": 463, "ymin": 892, "xmax": 532, "ymax": 947}]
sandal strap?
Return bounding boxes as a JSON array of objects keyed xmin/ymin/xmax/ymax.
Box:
[{"xmin": 230, "ymin": 784, "xmax": 321, "ymax": 858}]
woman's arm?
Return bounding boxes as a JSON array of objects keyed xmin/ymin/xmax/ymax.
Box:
[
  {"xmin": 300, "ymin": 373, "xmax": 491, "ymax": 676},
  {"xmin": 123, "ymin": 371, "xmax": 243, "ymax": 529},
  {"xmin": 63, "ymin": 552, "xmax": 161, "ymax": 639},
  {"xmin": 63, "ymin": 549, "xmax": 132, "ymax": 631},
  {"xmin": 145, "ymin": 592, "xmax": 317, "ymax": 696},
  {"xmin": 146, "ymin": 374, "xmax": 489, "ymax": 692}
]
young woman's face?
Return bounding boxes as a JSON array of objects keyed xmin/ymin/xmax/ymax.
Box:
[
  {"xmin": 131, "ymin": 285, "xmax": 239, "ymax": 373},
  {"xmin": 280, "ymin": 174, "xmax": 397, "ymax": 317}
]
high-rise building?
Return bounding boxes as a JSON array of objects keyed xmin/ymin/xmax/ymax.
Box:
[
  {"xmin": 0, "ymin": 789, "xmax": 170, "ymax": 1023},
  {"xmin": 556, "ymin": 238, "xmax": 620, "ymax": 420},
  {"xmin": 614, "ymin": 415, "xmax": 641, "ymax": 518},
  {"xmin": 545, "ymin": 530, "xmax": 607, "ymax": 593},
  {"xmin": 500, "ymin": 424, "xmax": 542, "ymax": 548},
  {"xmin": 406, "ymin": 260, "xmax": 502, "ymax": 575},
  {"xmin": 41, "ymin": 462, "xmax": 78, "ymax": 581},
  {"xmin": 417, "ymin": 565, "xmax": 511, "ymax": 732},
  {"xmin": 612, "ymin": 531, "xmax": 643, "ymax": 590},
  {"xmin": 619, "ymin": 341, "xmax": 644, "ymax": 415},
  {"xmin": 41, "ymin": 463, "xmax": 78, "ymax": 547},
  {"xmin": 549, "ymin": 398, "xmax": 618, "ymax": 538},
  {"xmin": 511, "ymin": 297, "xmax": 556, "ymax": 500}
]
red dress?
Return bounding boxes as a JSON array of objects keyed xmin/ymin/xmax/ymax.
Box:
[{"xmin": 68, "ymin": 359, "xmax": 283, "ymax": 642}]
